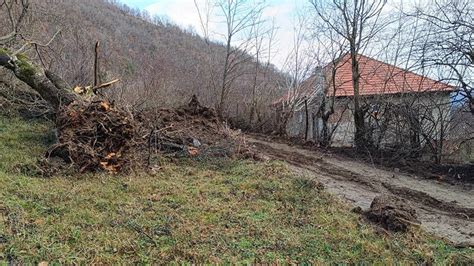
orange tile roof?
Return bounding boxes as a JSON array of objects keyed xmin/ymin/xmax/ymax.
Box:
[
  {"xmin": 274, "ymin": 54, "xmax": 454, "ymax": 105},
  {"xmin": 328, "ymin": 54, "xmax": 454, "ymax": 97}
]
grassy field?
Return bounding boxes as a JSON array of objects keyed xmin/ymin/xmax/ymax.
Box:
[{"xmin": 0, "ymin": 116, "xmax": 472, "ymax": 264}]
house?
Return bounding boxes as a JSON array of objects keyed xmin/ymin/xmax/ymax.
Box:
[{"xmin": 277, "ymin": 54, "xmax": 454, "ymax": 148}]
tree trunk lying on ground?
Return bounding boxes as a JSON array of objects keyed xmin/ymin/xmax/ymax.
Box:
[
  {"xmin": 0, "ymin": 47, "xmax": 136, "ymax": 173},
  {"xmin": 0, "ymin": 48, "xmax": 79, "ymax": 110}
]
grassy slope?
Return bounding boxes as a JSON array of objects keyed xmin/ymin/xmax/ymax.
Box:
[{"xmin": 0, "ymin": 116, "xmax": 472, "ymax": 264}]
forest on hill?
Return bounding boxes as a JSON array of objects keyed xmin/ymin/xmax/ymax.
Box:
[{"xmin": 1, "ymin": 0, "xmax": 284, "ymax": 128}]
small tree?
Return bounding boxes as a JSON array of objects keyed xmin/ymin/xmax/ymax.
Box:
[
  {"xmin": 309, "ymin": 0, "xmax": 388, "ymax": 149},
  {"xmin": 211, "ymin": 0, "xmax": 267, "ymax": 117},
  {"xmin": 277, "ymin": 14, "xmax": 318, "ymax": 136}
]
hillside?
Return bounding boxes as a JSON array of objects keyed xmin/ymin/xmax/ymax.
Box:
[
  {"xmin": 1, "ymin": 0, "xmax": 283, "ymax": 122},
  {"xmin": 1, "ymin": 0, "xmax": 473, "ymax": 264}
]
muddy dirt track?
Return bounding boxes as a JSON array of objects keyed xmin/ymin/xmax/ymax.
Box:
[{"xmin": 247, "ymin": 137, "xmax": 474, "ymax": 247}]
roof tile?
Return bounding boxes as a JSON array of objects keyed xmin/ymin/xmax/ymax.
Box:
[{"xmin": 329, "ymin": 54, "xmax": 453, "ymax": 97}]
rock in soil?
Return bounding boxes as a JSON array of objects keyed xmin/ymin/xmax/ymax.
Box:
[{"xmin": 365, "ymin": 195, "xmax": 419, "ymax": 232}]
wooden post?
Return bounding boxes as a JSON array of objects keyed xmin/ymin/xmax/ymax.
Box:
[
  {"xmin": 304, "ymin": 98, "xmax": 309, "ymax": 141},
  {"xmin": 94, "ymin": 41, "xmax": 100, "ymax": 87}
]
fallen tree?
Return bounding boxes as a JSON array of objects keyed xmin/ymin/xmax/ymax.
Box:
[
  {"xmin": 1, "ymin": 49, "xmax": 260, "ymax": 174},
  {"xmin": 0, "ymin": 48, "xmax": 79, "ymax": 110},
  {"xmin": 0, "ymin": 48, "xmax": 138, "ymax": 173}
]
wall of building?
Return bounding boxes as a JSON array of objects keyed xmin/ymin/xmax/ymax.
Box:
[
  {"xmin": 285, "ymin": 92, "xmax": 453, "ymax": 148},
  {"xmin": 329, "ymin": 92, "xmax": 452, "ymax": 147}
]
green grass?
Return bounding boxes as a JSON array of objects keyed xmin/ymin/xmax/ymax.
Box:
[{"xmin": 0, "ymin": 116, "xmax": 472, "ymax": 264}]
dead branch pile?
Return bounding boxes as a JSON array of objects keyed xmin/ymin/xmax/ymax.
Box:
[
  {"xmin": 365, "ymin": 195, "xmax": 419, "ymax": 232},
  {"xmin": 47, "ymin": 100, "xmax": 137, "ymax": 173},
  {"xmin": 41, "ymin": 95, "xmax": 261, "ymax": 175}
]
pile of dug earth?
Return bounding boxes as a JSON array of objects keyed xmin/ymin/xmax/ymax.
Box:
[{"xmin": 41, "ymin": 95, "xmax": 263, "ymax": 175}]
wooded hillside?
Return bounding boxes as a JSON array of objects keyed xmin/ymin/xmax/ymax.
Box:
[{"xmin": 0, "ymin": 0, "xmax": 284, "ymax": 126}]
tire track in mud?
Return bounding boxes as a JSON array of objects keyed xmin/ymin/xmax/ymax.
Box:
[
  {"xmin": 251, "ymin": 142, "xmax": 379, "ymax": 190},
  {"xmin": 382, "ymin": 183, "xmax": 474, "ymax": 219},
  {"xmin": 248, "ymin": 137, "xmax": 474, "ymax": 246}
]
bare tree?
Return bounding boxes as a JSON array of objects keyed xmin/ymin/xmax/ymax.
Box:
[
  {"xmin": 0, "ymin": 0, "xmax": 29, "ymax": 45},
  {"xmin": 247, "ymin": 15, "xmax": 276, "ymax": 129},
  {"xmin": 307, "ymin": 11, "xmax": 352, "ymax": 147},
  {"xmin": 410, "ymin": 0, "xmax": 473, "ymax": 115},
  {"xmin": 276, "ymin": 14, "xmax": 318, "ymax": 136},
  {"xmin": 213, "ymin": 0, "xmax": 267, "ymax": 117},
  {"xmin": 309, "ymin": 0, "xmax": 388, "ymax": 149}
]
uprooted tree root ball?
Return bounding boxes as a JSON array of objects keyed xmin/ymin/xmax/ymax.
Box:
[
  {"xmin": 47, "ymin": 100, "xmax": 137, "ymax": 173},
  {"xmin": 41, "ymin": 96, "xmax": 262, "ymax": 175},
  {"xmin": 365, "ymin": 195, "xmax": 420, "ymax": 232}
]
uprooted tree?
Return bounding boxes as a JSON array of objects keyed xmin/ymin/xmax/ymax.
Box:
[
  {"xmin": 0, "ymin": 43, "xmax": 139, "ymax": 172},
  {"xmin": 2, "ymin": 45, "xmax": 263, "ymax": 175},
  {"xmin": 2, "ymin": 0, "xmax": 265, "ymax": 175},
  {"xmin": 0, "ymin": 2, "xmax": 138, "ymax": 174}
]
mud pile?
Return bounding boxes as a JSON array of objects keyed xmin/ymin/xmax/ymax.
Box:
[{"xmin": 365, "ymin": 196, "xmax": 419, "ymax": 232}]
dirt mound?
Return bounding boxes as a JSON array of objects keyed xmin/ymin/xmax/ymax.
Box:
[
  {"xmin": 41, "ymin": 95, "xmax": 260, "ymax": 175},
  {"xmin": 365, "ymin": 196, "xmax": 419, "ymax": 232},
  {"xmin": 140, "ymin": 95, "xmax": 262, "ymax": 161}
]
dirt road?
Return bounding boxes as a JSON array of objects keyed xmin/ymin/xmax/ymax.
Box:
[{"xmin": 247, "ymin": 137, "xmax": 474, "ymax": 247}]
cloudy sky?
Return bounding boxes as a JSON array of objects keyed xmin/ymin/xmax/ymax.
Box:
[{"xmin": 118, "ymin": 0, "xmax": 308, "ymax": 69}]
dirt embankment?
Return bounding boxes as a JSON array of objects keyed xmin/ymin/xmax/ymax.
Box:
[{"xmin": 247, "ymin": 137, "xmax": 474, "ymax": 247}]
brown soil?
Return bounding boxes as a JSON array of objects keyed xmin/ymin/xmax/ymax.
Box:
[
  {"xmin": 247, "ymin": 136, "xmax": 474, "ymax": 247},
  {"xmin": 382, "ymin": 183, "xmax": 474, "ymax": 219},
  {"xmin": 365, "ymin": 195, "xmax": 419, "ymax": 232},
  {"xmin": 331, "ymin": 147, "xmax": 474, "ymax": 186},
  {"xmin": 252, "ymin": 133, "xmax": 473, "ymax": 187}
]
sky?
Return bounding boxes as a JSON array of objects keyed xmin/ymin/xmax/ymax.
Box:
[{"xmin": 118, "ymin": 0, "xmax": 307, "ymax": 69}]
